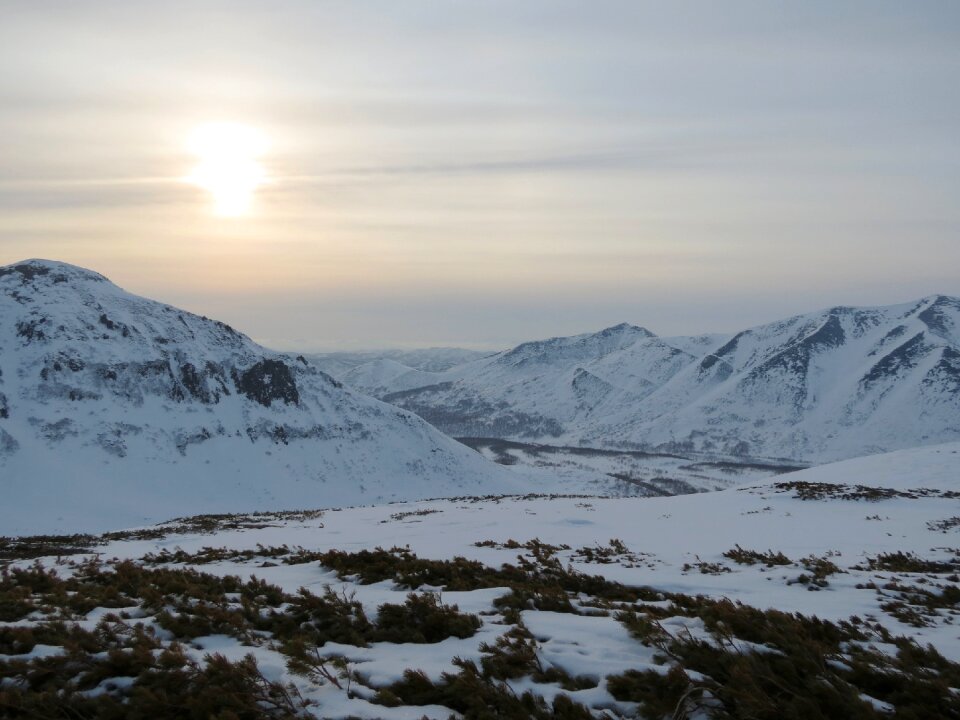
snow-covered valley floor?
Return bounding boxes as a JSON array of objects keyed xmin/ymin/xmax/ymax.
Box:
[
  {"xmin": 3, "ymin": 443, "xmax": 960, "ymax": 718},
  {"xmin": 458, "ymin": 436, "xmax": 805, "ymax": 496}
]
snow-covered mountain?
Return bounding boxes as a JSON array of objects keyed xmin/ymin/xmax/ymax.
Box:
[
  {"xmin": 0, "ymin": 260, "xmax": 528, "ymax": 534},
  {"xmin": 336, "ymin": 298, "xmax": 960, "ymax": 463}
]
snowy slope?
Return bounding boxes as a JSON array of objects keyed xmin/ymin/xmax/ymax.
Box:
[
  {"xmin": 90, "ymin": 440, "xmax": 960, "ymax": 645},
  {"xmin": 124, "ymin": 437, "xmax": 960, "ymax": 666},
  {"xmin": 6, "ymin": 442, "xmax": 959, "ymax": 718},
  {"xmin": 0, "ymin": 260, "xmax": 529, "ymax": 534},
  {"xmin": 357, "ymin": 298, "xmax": 960, "ymax": 462}
]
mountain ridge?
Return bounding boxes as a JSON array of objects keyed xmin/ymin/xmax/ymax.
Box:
[{"xmin": 330, "ymin": 295, "xmax": 960, "ymax": 463}]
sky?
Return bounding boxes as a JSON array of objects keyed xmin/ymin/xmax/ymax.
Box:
[{"xmin": 1, "ymin": 1, "xmax": 959, "ymax": 351}]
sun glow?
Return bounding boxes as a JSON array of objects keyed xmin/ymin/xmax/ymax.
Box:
[{"xmin": 185, "ymin": 123, "xmax": 268, "ymax": 216}]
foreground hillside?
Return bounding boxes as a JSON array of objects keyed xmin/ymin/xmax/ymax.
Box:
[
  {"xmin": 334, "ymin": 298, "xmax": 960, "ymax": 463},
  {"xmin": 0, "ymin": 260, "xmax": 526, "ymax": 534},
  {"xmin": 3, "ymin": 443, "xmax": 959, "ymax": 718}
]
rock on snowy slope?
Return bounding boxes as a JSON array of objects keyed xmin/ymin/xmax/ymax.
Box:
[
  {"xmin": 338, "ymin": 298, "xmax": 960, "ymax": 463},
  {"xmin": 0, "ymin": 259, "xmax": 529, "ymax": 534}
]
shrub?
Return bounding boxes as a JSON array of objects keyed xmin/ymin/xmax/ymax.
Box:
[
  {"xmin": 371, "ymin": 659, "xmax": 594, "ymax": 720},
  {"xmin": 722, "ymin": 545, "xmax": 792, "ymax": 567},
  {"xmin": 373, "ymin": 592, "xmax": 481, "ymax": 644}
]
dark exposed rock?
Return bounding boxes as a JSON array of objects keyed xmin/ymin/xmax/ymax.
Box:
[
  {"xmin": 207, "ymin": 361, "xmax": 231, "ymax": 396},
  {"xmin": 54, "ymin": 355, "xmax": 86, "ymax": 372},
  {"xmin": 713, "ymin": 331, "xmax": 747, "ymax": 359},
  {"xmin": 235, "ymin": 359, "xmax": 300, "ymax": 407},
  {"xmin": 67, "ymin": 388, "xmax": 99, "ymax": 401},
  {"xmin": 98, "ymin": 313, "xmax": 131, "ymax": 337},
  {"xmin": 0, "ymin": 427, "xmax": 18, "ymax": 454},
  {"xmin": 138, "ymin": 359, "xmax": 169, "ymax": 378},
  {"xmin": 850, "ymin": 309, "xmax": 882, "ymax": 337},
  {"xmin": 0, "ymin": 392, "xmax": 8, "ymax": 419},
  {"xmin": 918, "ymin": 296, "xmax": 959, "ymax": 339},
  {"xmin": 749, "ymin": 352, "xmax": 800, "ymax": 386},
  {"xmin": 802, "ymin": 313, "xmax": 846, "ymax": 349},
  {"xmin": 168, "ymin": 381, "xmax": 185, "ymax": 402},
  {"xmin": 177, "ymin": 362, "xmax": 230, "ymax": 404},
  {"xmin": 860, "ymin": 332, "xmax": 928, "ymax": 388},
  {"xmin": 244, "ymin": 420, "xmax": 365, "ymax": 444},
  {"xmin": 698, "ymin": 353, "xmax": 733, "ymax": 381},
  {"xmin": 923, "ymin": 346, "xmax": 960, "ymax": 394},
  {"xmin": 180, "ymin": 362, "xmax": 203, "ymax": 399},
  {"xmin": 870, "ymin": 324, "xmax": 908, "ymax": 356},
  {"xmin": 320, "ymin": 370, "xmax": 343, "ymax": 389},
  {"xmin": 16, "ymin": 317, "xmax": 48, "ymax": 343},
  {"xmin": 99, "ymin": 313, "xmax": 118, "ymax": 330},
  {"xmin": 175, "ymin": 426, "xmax": 214, "ymax": 455},
  {"xmin": 215, "ymin": 320, "xmax": 240, "ymax": 337},
  {"xmin": 30, "ymin": 417, "xmax": 79, "ymax": 442},
  {"xmin": 97, "ymin": 424, "xmax": 141, "ymax": 457},
  {"xmin": 0, "ymin": 263, "xmax": 52, "ymax": 281}
]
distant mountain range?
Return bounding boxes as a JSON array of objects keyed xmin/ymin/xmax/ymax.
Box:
[
  {"xmin": 309, "ymin": 348, "xmax": 493, "ymax": 377},
  {"xmin": 325, "ymin": 298, "xmax": 960, "ymax": 462},
  {"xmin": 0, "ymin": 260, "xmax": 525, "ymax": 533}
]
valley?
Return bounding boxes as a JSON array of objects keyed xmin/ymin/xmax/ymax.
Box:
[{"xmin": 456, "ymin": 437, "xmax": 805, "ymax": 496}]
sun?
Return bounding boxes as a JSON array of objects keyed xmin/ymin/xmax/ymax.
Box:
[{"xmin": 185, "ymin": 123, "xmax": 268, "ymax": 217}]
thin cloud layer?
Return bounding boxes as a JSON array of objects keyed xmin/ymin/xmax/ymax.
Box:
[{"xmin": 1, "ymin": 1, "xmax": 958, "ymax": 349}]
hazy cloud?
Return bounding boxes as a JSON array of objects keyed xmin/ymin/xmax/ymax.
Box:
[{"xmin": 1, "ymin": 1, "xmax": 958, "ymax": 348}]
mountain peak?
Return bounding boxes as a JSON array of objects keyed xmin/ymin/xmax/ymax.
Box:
[
  {"xmin": 500, "ymin": 322, "xmax": 656, "ymax": 366},
  {"xmin": 0, "ymin": 259, "xmax": 109, "ymax": 287},
  {"xmin": 915, "ymin": 294, "xmax": 960, "ymax": 341},
  {"xmin": 596, "ymin": 322, "xmax": 656, "ymax": 338}
]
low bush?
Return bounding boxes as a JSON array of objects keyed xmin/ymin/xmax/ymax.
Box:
[
  {"xmin": 722, "ymin": 545, "xmax": 792, "ymax": 567},
  {"xmin": 611, "ymin": 597, "xmax": 960, "ymax": 719},
  {"xmin": 855, "ymin": 551, "xmax": 959, "ymax": 575},
  {"xmin": 372, "ymin": 659, "xmax": 595, "ymax": 720}
]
